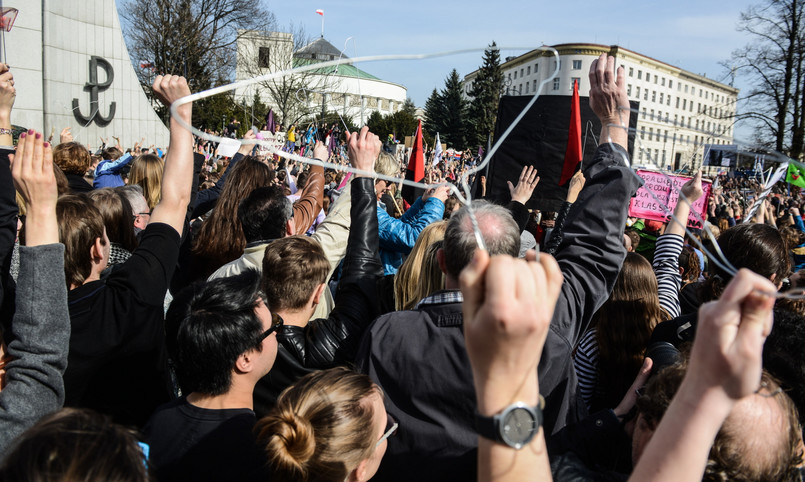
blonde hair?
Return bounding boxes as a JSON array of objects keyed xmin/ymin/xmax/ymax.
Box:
[
  {"xmin": 375, "ymin": 151, "xmax": 398, "ymax": 178},
  {"xmin": 257, "ymin": 367, "xmax": 379, "ymax": 482},
  {"xmin": 394, "ymin": 221, "xmax": 447, "ymax": 310},
  {"xmin": 128, "ymin": 154, "xmax": 163, "ymax": 210}
]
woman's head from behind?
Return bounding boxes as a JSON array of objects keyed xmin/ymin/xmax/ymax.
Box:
[
  {"xmin": 0, "ymin": 408, "xmax": 149, "ymax": 482},
  {"xmin": 394, "ymin": 221, "xmax": 447, "ymax": 311},
  {"xmin": 129, "ymin": 154, "xmax": 164, "ymax": 210},
  {"xmin": 702, "ymin": 223, "xmax": 789, "ymax": 301},
  {"xmin": 257, "ymin": 367, "xmax": 392, "ymax": 482}
]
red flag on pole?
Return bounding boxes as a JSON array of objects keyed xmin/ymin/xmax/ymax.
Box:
[
  {"xmin": 560, "ymin": 79, "xmax": 582, "ymax": 186},
  {"xmin": 402, "ymin": 120, "xmax": 425, "ymax": 205}
]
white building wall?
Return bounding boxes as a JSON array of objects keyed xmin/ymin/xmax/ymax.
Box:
[
  {"xmin": 464, "ymin": 44, "xmax": 738, "ymax": 171},
  {"xmin": 8, "ymin": 0, "xmax": 169, "ymax": 148}
]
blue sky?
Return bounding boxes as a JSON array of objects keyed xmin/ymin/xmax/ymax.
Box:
[{"xmin": 265, "ymin": 0, "xmax": 757, "ymax": 110}]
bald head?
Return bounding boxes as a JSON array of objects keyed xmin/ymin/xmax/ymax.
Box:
[{"xmin": 442, "ymin": 201, "xmax": 520, "ymax": 279}]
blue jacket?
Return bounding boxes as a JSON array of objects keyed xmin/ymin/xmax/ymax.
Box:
[
  {"xmin": 377, "ymin": 196, "xmax": 444, "ymax": 275},
  {"xmin": 93, "ymin": 153, "xmax": 133, "ymax": 189}
]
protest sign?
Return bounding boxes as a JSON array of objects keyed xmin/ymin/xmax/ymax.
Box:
[{"xmin": 628, "ymin": 170, "xmax": 712, "ymax": 228}]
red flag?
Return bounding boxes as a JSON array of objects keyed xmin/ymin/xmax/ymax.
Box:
[
  {"xmin": 560, "ymin": 79, "xmax": 582, "ymax": 186},
  {"xmin": 402, "ymin": 120, "xmax": 425, "ymax": 205}
]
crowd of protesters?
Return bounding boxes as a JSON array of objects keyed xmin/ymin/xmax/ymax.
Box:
[{"xmin": 0, "ymin": 51, "xmax": 803, "ymax": 482}]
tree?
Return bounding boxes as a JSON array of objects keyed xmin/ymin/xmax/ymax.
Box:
[
  {"xmin": 120, "ymin": 0, "xmax": 275, "ymax": 123},
  {"xmin": 424, "ymin": 88, "xmax": 446, "ymax": 139},
  {"xmin": 440, "ymin": 69, "xmax": 469, "ymax": 148},
  {"xmin": 467, "ymin": 42, "xmax": 503, "ymax": 149},
  {"xmin": 730, "ymin": 0, "xmax": 805, "ymax": 158}
]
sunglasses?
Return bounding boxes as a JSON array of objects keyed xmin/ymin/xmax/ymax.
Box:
[
  {"xmin": 376, "ymin": 413, "xmax": 398, "ymax": 447},
  {"xmin": 256, "ymin": 311, "xmax": 284, "ymax": 343}
]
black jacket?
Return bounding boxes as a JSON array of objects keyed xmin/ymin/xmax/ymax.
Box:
[
  {"xmin": 252, "ymin": 177, "xmax": 382, "ymax": 417},
  {"xmin": 356, "ymin": 143, "xmax": 642, "ymax": 482}
]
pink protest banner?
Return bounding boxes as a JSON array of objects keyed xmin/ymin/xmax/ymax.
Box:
[{"xmin": 628, "ymin": 170, "xmax": 712, "ymax": 228}]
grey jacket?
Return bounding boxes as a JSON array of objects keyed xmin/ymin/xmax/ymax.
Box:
[{"xmin": 0, "ymin": 244, "xmax": 70, "ymax": 456}]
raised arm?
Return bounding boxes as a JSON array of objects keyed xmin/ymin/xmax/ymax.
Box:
[
  {"xmin": 304, "ymin": 127, "xmax": 383, "ymax": 367},
  {"xmin": 653, "ymin": 172, "xmax": 703, "ymax": 319},
  {"xmin": 552, "ymin": 53, "xmax": 640, "ymax": 341},
  {"xmin": 0, "ymin": 131, "xmax": 70, "ymax": 452},
  {"xmin": 149, "ymin": 75, "xmax": 193, "ymax": 236},
  {"xmin": 291, "ymin": 142, "xmax": 325, "ymax": 234},
  {"xmin": 544, "ymin": 170, "xmax": 586, "ymax": 255},
  {"xmin": 460, "ymin": 250, "xmax": 563, "ymax": 482}
]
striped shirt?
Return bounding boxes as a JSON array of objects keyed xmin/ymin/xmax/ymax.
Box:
[{"xmin": 573, "ymin": 234, "xmax": 684, "ymax": 409}]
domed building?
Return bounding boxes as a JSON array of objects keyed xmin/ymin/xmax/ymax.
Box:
[{"xmin": 236, "ymin": 31, "xmax": 407, "ymax": 126}]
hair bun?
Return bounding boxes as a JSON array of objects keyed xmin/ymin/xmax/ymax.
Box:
[{"xmin": 265, "ymin": 410, "xmax": 316, "ymax": 469}]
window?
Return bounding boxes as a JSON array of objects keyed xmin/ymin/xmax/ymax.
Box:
[
  {"xmin": 572, "ymin": 60, "xmax": 582, "ymax": 70},
  {"xmin": 527, "ymin": 66, "xmax": 531, "ymax": 75},
  {"xmin": 668, "ymin": 80, "xmax": 673, "ymax": 89},
  {"xmin": 636, "ymin": 86, "xmax": 641, "ymax": 98},
  {"xmin": 514, "ymin": 71, "xmax": 517, "ymax": 80},
  {"xmin": 676, "ymin": 97, "xmax": 680, "ymax": 108},
  {"xmin": 525, "ymin": 82, "xmax": 529, "ymax": 93},
  {"xmin": 650, "ymin": 109, "xmax": 654, "ymax": 120},
  {"xmin": 553, "ymin": 78, "xmax": 560, "ymax": 90},
  {"xmin": 535, "ymin": 64, "xmax": 539, "ymax": 73},
  {"xmin": 689, "ymin": 102, "xmax": 693, "ymax": 113},
  {"xmin": 649, "ymin": 128, "xmax": 654, "ymax": 141},
  {"xmin": 682, "ymin": 99, "xmax": 687, "ymax": 110},
  {"xmin": 644, "ymin": 90, "xmax": 648, "ymax": 101},
  {"xmin": 258, "ymin": 47, "xmax": 271, "ymax": 68},
  {"xmin": 684, "ymin": 85, "xmax": 689, "ymax": 93},
  {"xmin": 680, "ymin": 115, "xmax": 684, "ymax": 126},
  {"xmin": 627, "ymin": 84, "xmax": 632, "ymax": 96},
  {"xmin": 571, "ymin": 77, "xmax": 580, "ymax": 90},
  {"xmin": 654, "ymin": 75, "xmax": 658, "ymax": 84},
  {"xmin": 667, "ymin": 95, "xmax": 671, "ymax": 106},
  {"xmin": 638, "ymin": 70, "xmax": 642, "ymax": 79},
  {"xmin": 661, "ymin": 77, "xmax": 666, "ymax": 86},
  {"xmin": 652, "ymin": 91, "xmax": 656, "ymax": 102},
  {"xmin": 533, "ymin": 79, "xmax": 537, "ymax": 91},
  {"xmin": 520, "ymin": 68, "xmax": 524, "ymax": 77},
  {"xmin": 629, "ymin": 67, "xmax": 634, "ymax": 77}
]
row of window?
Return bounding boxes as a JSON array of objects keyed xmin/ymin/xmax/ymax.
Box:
[
  {"xmin": 626, "ymin": 84, "xmax": 734, "ymax": 118},
  {"xmin": 627, "ymin": 66, "xmax": 730, "ymax": 104},
  {"xmin": 507, "ymin": 58, "xmax": 585, "ymax": 82}
]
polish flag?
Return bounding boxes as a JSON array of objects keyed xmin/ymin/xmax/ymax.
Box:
[{"xmin": 315, "ymin": 9, "xmax": 324, "ymax": 15}]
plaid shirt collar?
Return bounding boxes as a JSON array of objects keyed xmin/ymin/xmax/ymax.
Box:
[{"xmin": 415, "ymin": 290, "xmax": 463, "ymax": 309}]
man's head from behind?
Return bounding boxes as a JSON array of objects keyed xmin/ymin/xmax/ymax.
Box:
[
  {"xmin": 238, "ymin": 185, "xmax": 293, "ymax": 243},
  {"xmin": 56, "ymin": 195, "xmax": 108, "ymax": 288},
  {"xmin": 441, "ymin": 201, "xmax": 520, "ymax": 283},
  {"xmin": 634, "ymin": 363, "xmax": 802, "ymax": 481},
  {"xmin": 262, "ymin": 236, "xmax": 329, "ymax": 314},
  {"xmin": 169, "ymin": 269, "xmax": 278, "ymax": 396}
]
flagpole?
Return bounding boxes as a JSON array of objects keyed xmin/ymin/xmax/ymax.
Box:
[{"xmin": 321, "ymin": 13, "xmax": 325, "ymax": 37}]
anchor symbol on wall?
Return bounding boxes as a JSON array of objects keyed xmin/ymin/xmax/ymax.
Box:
[{"xmin": 72, "ymin": 56, "xmax": 116, "ymax": 127}]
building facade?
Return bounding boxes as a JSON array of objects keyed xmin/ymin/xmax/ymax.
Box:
[
  {"xmin": 464, "ymin": 43, "xmax": 739, "ymax": 171},
  {"xmin": 9, "ymin": 0, "xmax": 169, "ymax": 147},
  {"xmin": 235, "ymin": 32, "xmax": 407, "ymax": 127}
]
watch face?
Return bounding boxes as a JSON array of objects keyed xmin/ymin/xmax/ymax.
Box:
[{"xmin": 501, "ymin": 406, "xmax": 537, "ymax": 448}]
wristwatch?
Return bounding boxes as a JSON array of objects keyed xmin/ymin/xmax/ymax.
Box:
[{"xmin": 475, "ymin": 397, "xmax": 544, "ymax": 450}]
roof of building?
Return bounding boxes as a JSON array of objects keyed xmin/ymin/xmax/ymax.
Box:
[
  {"xmin": 291, "ymin": 58, "xmax": 379, "ymax": 80},
  {"xmin": 294, "ymin": 37, "xmax": 347, "ymax": 61}
]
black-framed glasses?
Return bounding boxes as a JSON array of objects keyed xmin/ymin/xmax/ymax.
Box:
[
  {"xmin": 256, "ymin": 311, "xmax": 284, "ymax": 343},
  {"xmin": 376, "ymin": 413, "xmax": 398, "ymax": 447}
]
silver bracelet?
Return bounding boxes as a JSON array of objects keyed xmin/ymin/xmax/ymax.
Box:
[{"xmin": 0, "ymin": 128, "xmax": 11, "ymax": 136}]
